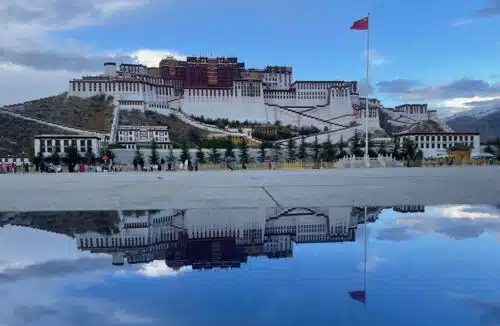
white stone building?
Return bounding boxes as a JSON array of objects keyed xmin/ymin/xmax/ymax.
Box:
[
  {"xmin": 68, "ymin": 61, "xmax": 381, "ymax": 134},
  {"xmin": 397, "ymin": 132, "xmax": 480, "ymax": 158},
  {"xmin": 34, "ymin": 134, "xmax": 101, "ymax": 157},
  {"xmin": 69, "ymin": 63, "xmax": 173, "ymax": 112},
  {"xmin": 381, "ymin": 104, "xmax": 440, "ymax": 125},
  {"xmin": 118, "ymin": 125, "xmax": 171, "ymax": 149},
  {"xmin": 75, "ymin": 206, "xmax": 381, "ymax": 267}
]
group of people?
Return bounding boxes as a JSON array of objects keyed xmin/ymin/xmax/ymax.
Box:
[{"xmin": 0, "ymin": 162, "xmax": 30, "ymax": 174}]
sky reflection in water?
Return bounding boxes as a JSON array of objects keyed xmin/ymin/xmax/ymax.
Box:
[{"xmin": 1, "ymin": 204, "xmax": 500, "ymax": 326}]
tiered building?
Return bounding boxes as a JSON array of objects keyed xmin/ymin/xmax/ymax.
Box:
[
  {"xmin": 68, "ymin": 57, "xmax": 382, "ymax": 132},
  {"xmin": 74, "ymin": 206, "xmax": 382, "ymax": 269}
]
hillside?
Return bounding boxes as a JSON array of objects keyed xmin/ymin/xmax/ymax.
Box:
[
  {"xmin": 408, "ymin": 120, "xmax": 445, "ymax": 133},
  {"xmin": 0, "ymin": 211, "xmax": 120, "ymax": 237},
  {"xmin": 378, "ymin": 109, "xmax": 444, "ymax": 135},
  {"xmin": 1, "ymin": 93, "xmax": 115, "ymax": 132},
  {"xmin": 119, "ymin": 109, "xmax": 209, "ymax": 146},
  {"xmin": 446, "ymin": 110, "xmax": 500, "ymax": 141},
  {"xmin": 0, "ymin": 112, "xmax": 78, "ymax": 156}
]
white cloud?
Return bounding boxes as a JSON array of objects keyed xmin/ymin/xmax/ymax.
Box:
[
  {"xmin": 130, "ymin": 49, "xmax": 187, "ymax": 67},
  {"xmin": 0, "ymin": 0, "xmax": 189, "ymax": 105},
  {"xmin": 0, "ymin": 64, "xmax": 81, "ymax": 106},
  {"xmin": 358, "ymin": 255, "xmax": 387, "ymax": 272},
  {"xmin": 362, "ymin": 50, "xmax": 388, "ymax": 66},
  {"xmin": 451, "ymin": 19, "xmax": 474, "ymax": 26},
  {"xmin": 137, "ymin": 260, "xmax": 191, "ymax": 277}
]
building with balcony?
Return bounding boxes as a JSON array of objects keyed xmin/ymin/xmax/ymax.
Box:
[{"xmin": 118, "ymin": 125, "xmax": 171, "ymax": 149}]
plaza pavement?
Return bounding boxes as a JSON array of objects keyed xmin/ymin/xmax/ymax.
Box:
[{"xmin": 0, "ymin": 166, "xmax": 499, "ymax": 211}]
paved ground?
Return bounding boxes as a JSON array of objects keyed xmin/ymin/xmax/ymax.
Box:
[{"xmin": 1, "ymin": 166, "xmax": 499, "ymax": 211}]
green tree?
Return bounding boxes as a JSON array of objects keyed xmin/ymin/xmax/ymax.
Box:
[
  {"xmin": 167, "ymin": 147, "xmax": 176, "ymax": 163},
  {"xmin": 132, "ymin": 148, "xmax": 144, "ymax": 170},
  {"xmin": 224, "ymin": 140, "xmax": 235, "ymax": 158},
  {"xmin": 85, "ymin": 150, "xmax": 97, "ymax": 165},
  {"xmin": 287, "ymin": 138, "xmax": 297, "ymax": 162},
  {"xmin": 259, "ymin": 141, "xmax": 267, "ymax": 163},
  {"xmin": 392, "ymin": 137, "xmax": 402, "ymax": 160},
  {"xmin": 350, "ymin": 131, "xmax": 364, "ymax": 157},
  {"xmin": 99, "ymin": 147, "xmax": 115, "ymax": 165},
  {"xmin": 64, "ymin": 146, "xmax": 81, "ymax": 172},
  {"xmin": 180, "ymin": 142, "xmax": 190, "ymax": 162},
  {"xmin": 495, "ymin": 137, "xmax": 500, "ymax": 156},
  {"xmin": 239, "ymin": 138, "xmax": 249, "ymax": 162},
  {"xmin": 33, "ymin": 152, "xmax": 43, "ymax": 171},
  {"xmin": 50, "ymin": 152, "xmax": 61, "ymax": 166},
  {"xmin": 336, "ymin": 135, "xmax": 347, "ymax": 159},
  {"xmin": 312, "ymin": 136, "xmax": 321, "ymax": 163},
  {"xmin": 298, "ymin": 137, "xmax": 307, "ymax": 161},
  {"xmin": 149, "ymin": 140, "xmax": 160, "ymax": 165},
  {"xmin": 196, "ymin": 146, "xmax": 206, "ymax": 164},
  {"xmin": 368, "ymin": 136, "xmax": 377, "ymax": 158},
  {"xmin": 484, "ymin": 144, "xmax": 495, "ymax": 155},
  {"xmin": 401, "ymin": 138, "xmax": 420, "ymax": 163},
  {"xmin": 321, "ymin": 138, "xmax": 336, "ymax": 162},
  {"xmin": 208, "ymin": 145, "xmax": 221, "ymax": 164},
  {"xmin": 272, "ymin": 142, "xmax": 282, "ymax": 162},
  {"xmin": 378, "ymin": 141, "xmax": 388, "ymax": 156}
]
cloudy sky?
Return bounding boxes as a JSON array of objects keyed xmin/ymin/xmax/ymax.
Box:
[
  {"xmin": 1, "ymin": 0, "xmax": 500, "ymax": 116},
  {"xmin": 2, "ymin": 205, "xmax": 500, "ymax": 325}
]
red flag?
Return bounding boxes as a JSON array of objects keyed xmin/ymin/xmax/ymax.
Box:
[
  {"xmin": 350, "ymin": 17, "xmax": 369, "ymax": 30},
  {"xmin": 348, "ymin": 290, "xmax": 366, "ymax": 304}
]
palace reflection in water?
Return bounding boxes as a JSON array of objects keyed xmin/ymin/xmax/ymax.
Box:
[{"xmin": 0, "ymin": 205, "xmax": 422, "ymax": 270}]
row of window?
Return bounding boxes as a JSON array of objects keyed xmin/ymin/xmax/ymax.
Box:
[
  {"xmin": 413, "ymin": 135, "xmax": 475, "ymax": 142},
  {"xmin": 417, "ymin": 142, "xmax": 473, "ymax": 149},
  {"xmin": 41, "ymin": 146, "xmax": 93, "ymax": 154},
  {"xmin": 119, "ymin": 137, "xmax": 168, "ymax": 142},
  {"xmin": 72, "ymin": 82, "xmax": 171, "ymax": 95},
  {"xmin": 39, "ymin": 139, "xmax": 92, "ymax": 147},
  {"xmin": 295, "ymin": 83, "xmax": 354, "ymax": 91},
  {"xmin": 119, "ymin": 100, "xmax": 143, "ymax": 106},
  {"xmin": 119, "ymin": 131, "xmax": 167, "ymax": 136}
]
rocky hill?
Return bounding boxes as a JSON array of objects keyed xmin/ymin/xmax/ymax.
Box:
[
  {"xmin": 0, "ymin": 112, "xmax": 78, "ymax": 156},
  {"xmin": 378, "ymin": 109, "xmax": 444, "ymax": 135},
  {"xmin": 0, "ymin": 211, "xmax": 120, "ymax": 237},
  {"xmin": 2, "ymin": 93, "xmax": 115, "ymax": 132},
  {"xmin": 446, "ymin": 109, "xmax": 500, "ymax": 141}
]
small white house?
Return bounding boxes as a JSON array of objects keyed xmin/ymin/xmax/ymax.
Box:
[
  {"xmin": 34, "ymin": 134, "xmax": 102, "ymax": 157},
  {"xmin": 397, "ymin": 132, "xmax": 480, "ymax": 158}
]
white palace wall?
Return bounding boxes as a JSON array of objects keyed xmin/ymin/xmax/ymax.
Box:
[{"xmin": 182, "ymin": 90, "xmax": 268, "ymax": 122}]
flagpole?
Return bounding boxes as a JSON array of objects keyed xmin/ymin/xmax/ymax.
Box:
[
  {"xmin": 364, "ymin": 206, "xmax": 368, "ymax": 305},
  {"xmin": 364, "ymin": 13, "xmax": 370, "ymax": 167}
]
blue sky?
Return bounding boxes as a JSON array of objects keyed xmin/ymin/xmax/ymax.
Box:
[
  {"xmin": 1, "ymin": 205, "xmax": 500, "ymax": 325},
  {"xmin": 1, "ymin": 0, "xmax": 500, "ymax": 116}
]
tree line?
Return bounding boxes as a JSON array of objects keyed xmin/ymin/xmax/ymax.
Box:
[{"xmin": 32, "ymin": 146, "xmax": 115, "ymax": 172}]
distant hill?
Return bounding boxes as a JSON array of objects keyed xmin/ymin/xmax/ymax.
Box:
[
  {"xmin": 119, "ymin": 109, "xmax": 209, "ymax": 147},
  {"xmin": 446, "ymin": 109, "xmax": 500, "ymax": 141},
  {"xmin": 1, "ymin": 93, "xmax": 115, "ymax": 132},
  {"xmin": 0, "ymin": 112, "xmax": 78, "ymax": 156}
]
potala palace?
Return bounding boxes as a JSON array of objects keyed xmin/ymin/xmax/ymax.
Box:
[{"xmin": 68, "ymin": 56, "xmax": 453, "ymax": 145}]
